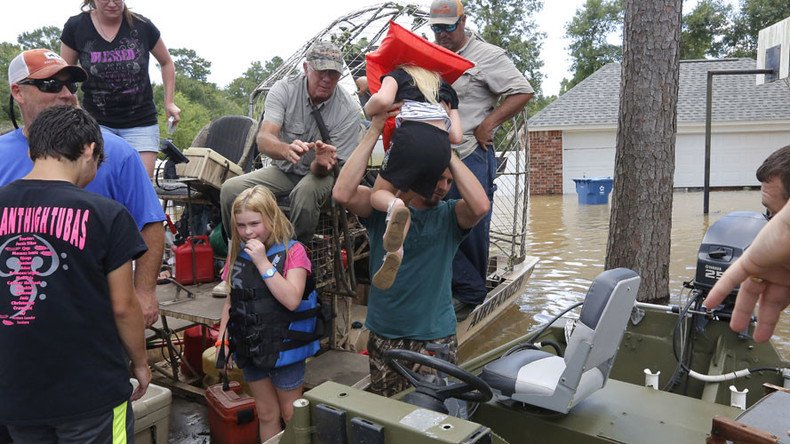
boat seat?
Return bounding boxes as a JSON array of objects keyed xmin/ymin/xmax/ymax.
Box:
[{"xmin": 481, "ymin": 268, "xmax": 640, "ymax": 413}]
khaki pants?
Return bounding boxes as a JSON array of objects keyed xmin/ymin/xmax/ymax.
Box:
[{"xmin": 220, "ymin": 166, "xmax": 334, "ymax": 244}]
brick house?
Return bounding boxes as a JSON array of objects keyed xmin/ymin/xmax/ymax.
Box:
[{"xmin": 527, "ymin": 59, "xmax": 790, "ymax": 194}]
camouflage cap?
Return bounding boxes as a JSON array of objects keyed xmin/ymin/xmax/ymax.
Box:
[{"xmin": 306, "ymin": 41, "xmax": 344, "ymax": 73}]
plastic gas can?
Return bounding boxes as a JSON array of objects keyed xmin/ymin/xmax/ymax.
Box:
[{"xmin": 172, "ymin": 235, "xmax": 214, "ymax": 285}]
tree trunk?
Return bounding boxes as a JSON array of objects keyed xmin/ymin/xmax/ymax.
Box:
[{"xmin": 605, "ymin": 0, "xmax": 682, "ymax": 303}]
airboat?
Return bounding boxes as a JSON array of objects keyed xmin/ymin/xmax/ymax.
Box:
[
  {"xmin": 244, "ymin": 1, "xmax": 538, "ymax": 364},
  {"xmin": 154, "ymin": 1, "xmax": 537, "ymax": 390}
]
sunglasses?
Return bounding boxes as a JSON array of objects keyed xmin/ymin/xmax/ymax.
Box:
[
  {"xmin": 17, "ymin": 78, "xmax": 78, "ymax": 94},
  {"xmin": 431, "ymin": 17, "xmax": 462, "ymax": 34}
]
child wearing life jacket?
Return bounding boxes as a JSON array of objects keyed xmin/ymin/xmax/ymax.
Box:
[
  {"xmin": 216, "ymin": 185, "xmax": 320, "ymax": 442},
  {"xmin": 363, "ymin": 65, "xmax": 462, "ymax": 289}
]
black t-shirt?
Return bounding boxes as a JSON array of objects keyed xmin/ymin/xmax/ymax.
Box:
[
  {"xmin": 61, "ymin": 12, "xmax": 161, "ymax": 128},
  {"xmin": 0, "ymin": 180, "xmax": 147, "ymax": 424},
  {"xmin": 384, "ymin": 68, "xmax": 459, "ymax": 109}
]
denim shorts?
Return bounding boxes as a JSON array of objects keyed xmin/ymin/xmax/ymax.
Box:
[
  {"xmin": 101, "ymin": 123, "xmax": 160, "ymax": 153},
  {"xmin": 242, "ymin": 360, "xmax": 306, "ymax": 391}
]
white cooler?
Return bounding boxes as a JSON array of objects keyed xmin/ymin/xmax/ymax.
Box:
[{"xmin": 131, "ymin": 380, "xmax": 172, "ymax": 444}]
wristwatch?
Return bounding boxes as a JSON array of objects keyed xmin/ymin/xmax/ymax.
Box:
[{"xmin": 261, "ymin": 267, "xmax": 277, "ymax": 280}]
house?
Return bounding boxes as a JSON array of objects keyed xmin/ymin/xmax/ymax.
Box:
[{"xmin": 527, "ymin": 59, "xmax": 790, "ymax": 194}]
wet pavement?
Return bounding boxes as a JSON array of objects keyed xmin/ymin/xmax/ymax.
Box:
[{"xmin": 169, "ymin": 397, "xmax": 210, "ymax": 444}]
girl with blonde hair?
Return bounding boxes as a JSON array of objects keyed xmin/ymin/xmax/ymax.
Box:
[
  {"xmin": 363, "ymin": 64, "xmax": 462, "ymax": 289},
  {"xmin": 216, "ymin": 185, "xmax": 320, "ymax": 442}
]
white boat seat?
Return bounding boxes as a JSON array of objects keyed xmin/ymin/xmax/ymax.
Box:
[{"xmin": 481, "ymin": 268, "xmax": 640, "ymax": 413}]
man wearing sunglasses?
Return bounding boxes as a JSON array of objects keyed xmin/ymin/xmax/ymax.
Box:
[
  {"xmin": 0, "ymin": 48, "xmax": 165, "ymax": 329},
  {"xmin": 430, "ymin": 0, "xmax": 534, "ymax": 313}
]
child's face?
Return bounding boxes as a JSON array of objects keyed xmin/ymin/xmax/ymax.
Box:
[{"xmin": 235, "ymin": 209, "xmax": 271, "ymax": 245}]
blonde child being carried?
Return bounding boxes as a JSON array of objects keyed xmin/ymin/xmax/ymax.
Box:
[{"xmin": 364, "ymin": 65, "xmax": 462, "ymax": 289}]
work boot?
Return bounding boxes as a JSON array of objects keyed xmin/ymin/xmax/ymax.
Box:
[{"xmin": 212, "ymin": 280, "xmax": 229, "ymax": 298}]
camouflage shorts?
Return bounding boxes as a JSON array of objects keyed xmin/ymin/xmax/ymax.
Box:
[{"xmin": 367, "ymin": 331, "xmax": 458, "ymax": 398}]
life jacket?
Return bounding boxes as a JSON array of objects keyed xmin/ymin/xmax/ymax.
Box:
[
  {"xmin": 365, "ymin": 21, "xmax": 474, "ymax": 150},
  {"xmin": 227, "ymin": 240, "xmax": 323, "ymax": 369}
]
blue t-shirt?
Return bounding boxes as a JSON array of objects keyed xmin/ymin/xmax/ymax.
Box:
[
  {"xmin": 364, "ymin": 200, "xmax": 466, "ymax": 340},
  {"xmin": 0, "ymin": 128, "xmax": 165, "ymax": 230}
]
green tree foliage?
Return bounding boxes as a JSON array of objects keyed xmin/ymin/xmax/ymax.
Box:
[
  {"xmin": 1, "ymin": 42, "xmax": 23, "ymax": 133},
  {"xmin": 726, "ymin": 0, "xmax": 790, "ymax": 58},
  {"xmin": 563, "ymin": 0, "xmax": 623, "ymax": 93},
  {"xmin": 464, "ymin": 0, "xmax": 546, "ymax": 98},
  {"xmin": 17, "ymin": 26, "xmax": 62, "ymax": 52},
  {"xmin": 681, "ymin": 0, "xmax": 732, "ymax": 59},
  {"xmin": 169, "ymin": 48, "xmax": 212, "ymax": 83},
  {"xmin": 225, "ymin": 57, "xmax": 283, "ymax": 109},
  {"xmin": 153, "ymin": 74, "xmax": 244, "ymax": 149}
]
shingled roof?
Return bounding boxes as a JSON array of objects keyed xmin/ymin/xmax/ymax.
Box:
[{"xmin": 529, "ymin": 59, "xmax": 790, "ymax": 129}]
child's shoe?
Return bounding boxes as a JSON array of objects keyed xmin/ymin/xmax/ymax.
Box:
[
  {"xmin": 372, "ymin": 250, "xmax": 402, "ymax": 290},
  {"xmin": 383, "ymin": 201, "xmax": 410, "ymax": 253}
]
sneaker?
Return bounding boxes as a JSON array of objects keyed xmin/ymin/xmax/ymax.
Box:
[
  {"xmin": 372, "ymin": 251, "xmax": 402, "ymax": 290},
  {"xmin": 383, "ymin": 205, "xmax": 410, "ymax": 253},
  {"xmin": 212, "ymin": 280, "xmax": 229, "ymax": 298}
]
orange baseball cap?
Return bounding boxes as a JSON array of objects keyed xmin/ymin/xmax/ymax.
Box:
[{"xmin": 7, "ymin": 49, "xmax": 87, "ymax": 87}]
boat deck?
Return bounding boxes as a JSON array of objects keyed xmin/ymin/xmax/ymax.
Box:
[{"xmin": 473, "ymin": 379, "xmax": 742, "ymax": 443}]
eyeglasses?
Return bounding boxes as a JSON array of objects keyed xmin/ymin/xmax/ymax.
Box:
[
  {"xmin": 17, "ymin": 78, "xmax": 78, "ymax": 94},
  {"xmin": 431, "ymin": 17, "xmax": 462, "ymax": 34},
  {"xmin": 309, "ymin": 67, "xmax": 341, "ymax": 81}
]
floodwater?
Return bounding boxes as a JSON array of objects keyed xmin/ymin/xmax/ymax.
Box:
[{"xmin": 462, "ymin": 190, "xmax": 790, "ymax": 360}]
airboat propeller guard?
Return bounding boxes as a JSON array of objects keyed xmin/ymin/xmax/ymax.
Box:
[
  {"xmin": 481, "ymin": 268, "xmax": 641, "ymax": 414},
  {"xmin": 247, "ymin": 2, "xmax": 433, "ymax": 116},
  {"xmin": 384, "ymin": 349, "xmax": 493, "ymax": 413}
]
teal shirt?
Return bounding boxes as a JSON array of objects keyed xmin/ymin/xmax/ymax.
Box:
[{"xmin": 365, "ymin": 200, "xmax": 466, "ymax": 339}]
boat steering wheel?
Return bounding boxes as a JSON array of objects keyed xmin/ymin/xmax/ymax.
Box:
[{"xmin": 383, "ymin": 349, "xmax": 493, "ymax": 408}]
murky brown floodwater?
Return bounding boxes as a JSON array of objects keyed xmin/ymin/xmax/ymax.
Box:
[{"xmin": 463, "ymin": 190, "xmax": 790, "ymax": 360}]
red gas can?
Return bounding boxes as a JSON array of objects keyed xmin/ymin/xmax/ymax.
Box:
[
  {"xmin": 206, "ymin": 381, "xmax": 258, "ymax": 444},
  {"xmin": 180, "ymin": 324, "xmax": 219, "ymax": 378},
  {"xmin": 172, "ymin": 235, "xmax": 214, "ymax": 285}
]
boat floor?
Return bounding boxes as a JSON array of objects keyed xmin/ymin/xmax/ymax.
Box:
[{"xmin": 473, "ymin": 379, "xmax": 742, "ymax": 443}]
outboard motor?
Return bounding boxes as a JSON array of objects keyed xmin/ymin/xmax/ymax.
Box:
[{"xmin": 693, "ymin": 211, "xmax": 768, "ymax": 304}]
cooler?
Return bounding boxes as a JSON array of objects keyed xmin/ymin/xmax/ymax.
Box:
[
  {"xmin": 206, "ymin": 381, "xmax": 259, "ymax": 444},
  {"xmin": 176, "ymin": 147, "xmax": 243, "ymax": 189},
  {"xmin": 131, "ymin": 380, "xmax": 172, "ymax": 444}
]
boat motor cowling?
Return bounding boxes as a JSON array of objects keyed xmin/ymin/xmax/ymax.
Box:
[{"xmin": 693, "ymin": 211, "xmax": 768, "ymax": 302}]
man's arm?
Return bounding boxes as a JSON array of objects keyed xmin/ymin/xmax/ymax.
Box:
[
  {"xmin": 109, "ymin": 261, "xmax": 151, "ymax": 401},
  {"xmin": 452, "ymin": 153, "xmax": 490, "ymax": 229},
  {"xmin": 474, "ymin": 93, "xmax": 533, "ymax": 147},
  {"xmin": 256, "ymin": 121, "xmax": 311, "ymax": 164},
  {"xmin": 332, "ymin": 116, "xmax": 387, "ymax": 218},
  {"xmin": 135, "ymin": 222, "xmax": 164, "ymax": 327}
]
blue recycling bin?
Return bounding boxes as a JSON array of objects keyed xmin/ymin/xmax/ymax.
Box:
[{"xmin": 573, "ymin": 177, "xmax": 613, "ymax": 205}]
